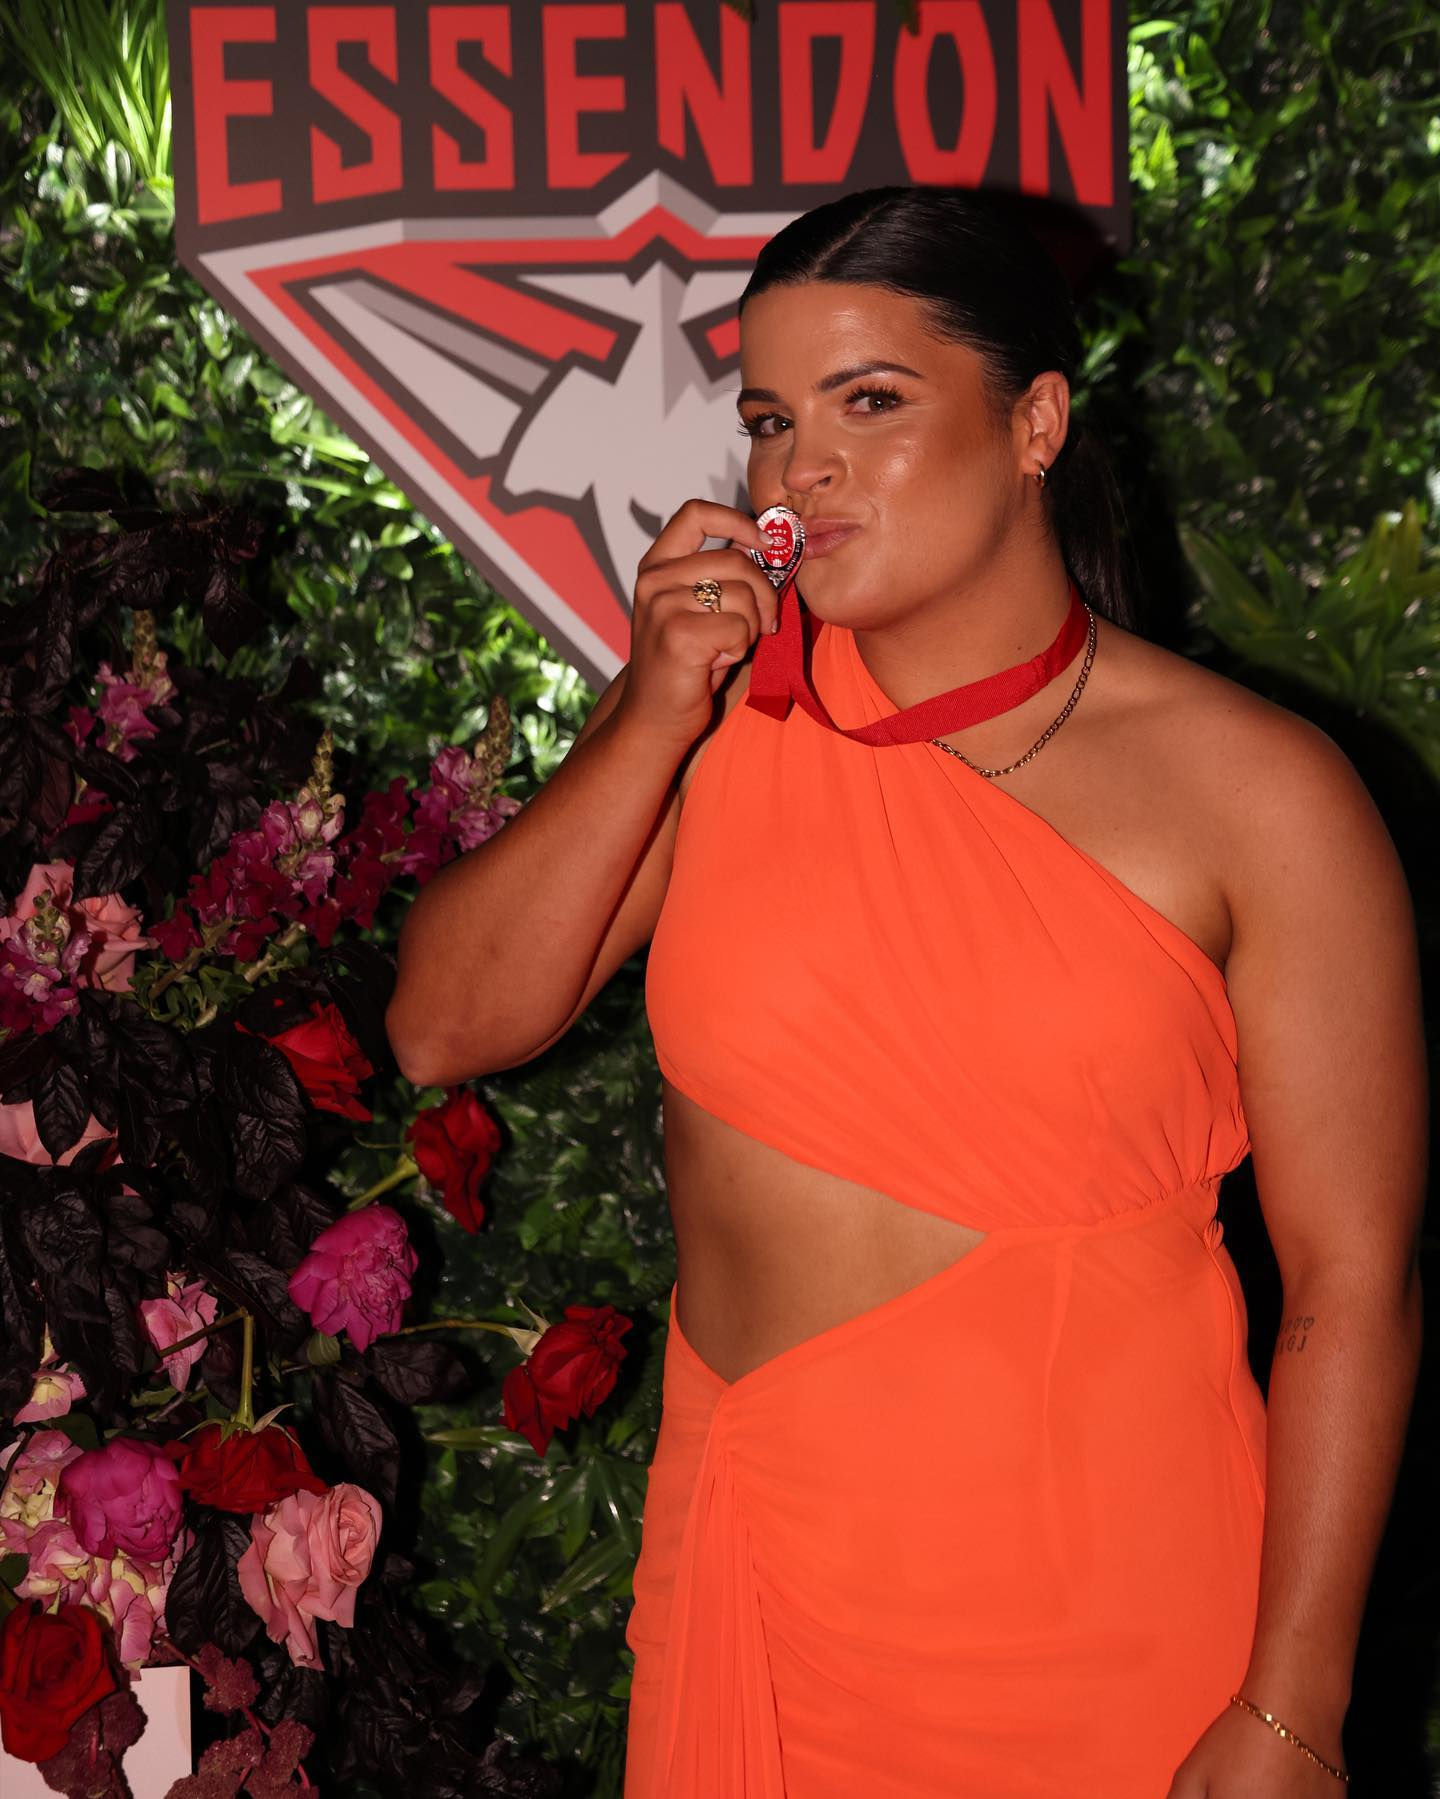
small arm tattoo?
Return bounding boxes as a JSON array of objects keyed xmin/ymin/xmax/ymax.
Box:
[{"xmin": 1276, "ymin": 1313, "xmax": 1315, "ymax": 1354}]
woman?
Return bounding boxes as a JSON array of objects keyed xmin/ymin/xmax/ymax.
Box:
[{"xmin": 386, "ymin": 188, "xmax": 1427, "ymax": 1797}]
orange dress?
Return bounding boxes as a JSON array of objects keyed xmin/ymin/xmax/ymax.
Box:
[{"xmin": 626, "ymin": 613, "xmax": 1266, "ymax": 1798}]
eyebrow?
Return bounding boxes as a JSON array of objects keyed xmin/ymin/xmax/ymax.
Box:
[{"xmin": 735, "ymin": 360, "xmax": 927, "ymax": 409}]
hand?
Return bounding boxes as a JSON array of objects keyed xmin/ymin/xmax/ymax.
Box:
[
  {"xmin": 1165, "ymin": 1700, "xmax": 1349, "ymax": 1798},
  {"xmin": 615, "ymin": 498, "xmax": 779, "ymax": 750}
]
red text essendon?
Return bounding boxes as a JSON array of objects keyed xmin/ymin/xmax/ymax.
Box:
[{"xmin": 179, "ymin": 1, "xmax": 1118, "ymax": 231}]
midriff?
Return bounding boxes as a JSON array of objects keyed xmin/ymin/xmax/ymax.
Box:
[{"xmin": 663, "ymin": 1079, "xmax": 987, "ymax": 1386}]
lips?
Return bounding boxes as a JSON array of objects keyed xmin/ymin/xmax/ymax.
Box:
[{"xmin": 803, "ymin": 521, "xmax": 862, "ymax": 557}]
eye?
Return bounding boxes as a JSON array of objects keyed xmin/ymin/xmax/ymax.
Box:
[{"xmin": 736, "ymin": 381, "xmax": 905, "ymax": 440}]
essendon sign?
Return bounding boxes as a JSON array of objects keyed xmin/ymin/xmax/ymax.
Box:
[{"xmin": 168, "ymin": 2, "xmax": 1128, "ymax": 686}]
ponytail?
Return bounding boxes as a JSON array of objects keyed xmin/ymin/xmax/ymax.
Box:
[{"xmin": 1048, "ymin": 419, "xmax": 1139, "ymax": 631}]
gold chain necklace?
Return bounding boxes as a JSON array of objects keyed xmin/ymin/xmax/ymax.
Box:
[{"xmin": 928, "ymin": 605, "xmax": 1097, "ymax": 779}]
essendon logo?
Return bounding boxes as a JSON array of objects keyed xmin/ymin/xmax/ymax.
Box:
[{"xmin": 168, "ymin": 1, "xmax": 1127, "ymax": 686}]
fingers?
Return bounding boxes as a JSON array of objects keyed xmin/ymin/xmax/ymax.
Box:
[
  {"xmin": 635, "ymin": 548, "xmax": 779, "ymax": 637},
  {"xmin": 639, "ymin": 498, "xmax": 768, "ymax": 572}
]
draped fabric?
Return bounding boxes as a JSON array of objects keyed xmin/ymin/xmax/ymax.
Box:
[{"xmin": 628, "ymin": 618, "xmax": 1266, "ymax": 1796}]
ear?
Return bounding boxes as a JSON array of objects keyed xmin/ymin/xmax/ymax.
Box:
[{"xmin": 1013, "ymin": 371, "xmax": 1071, "ymax": 476}]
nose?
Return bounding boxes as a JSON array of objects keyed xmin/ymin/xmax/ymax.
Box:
[{"xmin": 778, "ymin": 421, "xmax": 841, "ymax": 503}]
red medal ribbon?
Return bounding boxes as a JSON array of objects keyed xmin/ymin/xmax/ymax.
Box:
[{"xmin": 746, "ymin": 575, "xmax": 1089, "ymax": 746}]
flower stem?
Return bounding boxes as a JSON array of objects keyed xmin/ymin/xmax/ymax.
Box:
[
  {"xmin": 396, "ymin": 1319, "xmax": 520, "ymax": 1336},
  {"xmin": 235, "ymin": 1312, "xmax": 256, "ymax": 1430},
  {"xmin": 347, "ymin": 1156, "xmax": 418, "ymax": 1209},
  {"xmin": 146, "ymin": 920, "xmax": 232, "ymax": 999},
  {"xmin": 157, "ymin": 1308, "xmax": 246, "ymax": 1362},
  {"xmin": 241, "ymin": 919, "xmax": 307, "ymax": 986}
]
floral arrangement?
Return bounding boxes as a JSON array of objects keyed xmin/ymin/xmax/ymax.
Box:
[{"xmin": 0, "ymin": 477, "xmax": 633, "ymax": 1796}]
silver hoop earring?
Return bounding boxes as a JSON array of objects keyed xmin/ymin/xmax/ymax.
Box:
[{"xmin": 1033, "ymin": 465, "xmax": 1048, "ymax": 489}]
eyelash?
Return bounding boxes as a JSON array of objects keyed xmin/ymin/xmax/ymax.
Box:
[{"xmin": 736, "ymin": 382, "xmax": 905, "ymax": 440}]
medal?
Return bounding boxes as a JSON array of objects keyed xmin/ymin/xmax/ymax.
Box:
[{"xmin": 748, "ymin": 504, "xmax": 806, "ymax": 592}]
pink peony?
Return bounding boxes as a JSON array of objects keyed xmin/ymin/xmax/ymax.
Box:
[
  {"xmin": 0, "ymin": 1099, "xmax": 116, "ymax": 1168},
  {"xmin": 286, "ymin": 1203, "xmax": 417, "ymax": 1352},
  {"xmin": 0, "ymin": 861, "xmax": 154, "ymax": 993},
  {"xmin": 139, "ymin": 1272, "xmax": 219, "ymax": 1391},
  {"xmin": 57, "ymin": 1437, "xmax": 184, "ymax": 1563},
  {"xmin": 236, "ymin": 1483, "xmax": 382, "ymax": 1669},
  {"xmin": 0, "ymin": 1429, "xmax": 85, "ymax": 1553}
]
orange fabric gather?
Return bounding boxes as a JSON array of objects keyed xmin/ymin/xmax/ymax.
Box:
[{"xmin": 627, "ymin": 615, "xmax": 1266, "ymax": 1797}]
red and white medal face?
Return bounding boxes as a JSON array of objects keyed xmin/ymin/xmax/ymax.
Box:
[{"xmin": 749, "ymin": 505, "xmax": 805, "ymax": 590}]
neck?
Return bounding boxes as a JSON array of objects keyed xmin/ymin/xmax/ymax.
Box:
[{"xmin": 849, "ymin": 550, "xmax": 1076, "ymax": 714}]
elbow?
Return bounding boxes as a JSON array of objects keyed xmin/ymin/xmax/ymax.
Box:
[{"xmin": 385, "ymin": 999, "xmax": 460, "ymax": 1090}]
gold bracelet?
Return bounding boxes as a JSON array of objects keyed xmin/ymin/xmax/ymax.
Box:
[{"xmin": 1230, "ymin": 1693, "xmax": 1349, "ymax": 1782}]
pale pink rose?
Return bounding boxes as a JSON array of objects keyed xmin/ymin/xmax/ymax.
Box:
[
  {"xmin": 57, "ymin": 1437, "xmax": 185, "ymax": 1562},
  {"xmin": 14, "ymin": 1324, "xmax": 88, "ymax": 1424},
  {"xmin": 0, "ymin": 1428, "xmax": 85, "ymax": 1552},
  {"xmin": 236, "ymin": 1482, "xmax": 382, "ymax": 1669},
  {"xmin": 14, "ymin": 1515, "xmax": 92, "ymax": 1608},
  {"xmin": 287, "ymin": 1204, "xmax": 417, "ymax": 1353},
  {"xmin": 0, "ymin": 860, "xmax": 154, "ymax": 992},
  {"xmin": 14, "ymin": 1361, "xmax": 87, "ymax": 1424},
  {"xmin": 0, "ymin": 1097, "xmax": 116, "ymax": 1167},
  {"xmin": 139, "ymin": 1272, "xmax": 219, "ymax": 1391}
]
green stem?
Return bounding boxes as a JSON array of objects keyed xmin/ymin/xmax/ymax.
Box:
[
  {"xmin": 234, "ymin": 1312, "xmax": 255, "ymax": 1430},
  {"xmin": 396, "ymin": 1319, "xmax": 523, "ymax": 1337},
  {"xmin": 347, "ymin": 1156, "xmax": 419, "ymax": 1209},
  {"xmin": 146, "ymin": 919, "xmax": 231, "ymax": 1000},
  {"xmin": 241, "ymin": 919, "xmax": 307, "ymax": 986}
]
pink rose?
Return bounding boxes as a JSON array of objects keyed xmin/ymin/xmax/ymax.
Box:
[
  {"xmin": 139, "ymin": 1272, "xmax": 219, "ymax": 1391},
  {"xmin": 236, "ymin": 1483, "xmax": 382, "ymax": 1669},
  {"xmin": 0, "ymin": 861, "xmax": 154, "ymax": 993},
  {"xmin": 0, "ymin": 1098, "xmax": 116, "ymax": 1168},
  {"xmin": 57, "ymin": 1438, "xmax": 184, "ymax": 1563},
  {"xmin": 0, "ymin": 1430, "xmax": 85, "ymax": 1553},
  {"xmin": 286, "ymin": 1203, "xmax": 417, "ymax": 1353},
  {"xmin": 13, "ymin": 1324, "xmax": 87, "ymax": 1425}
]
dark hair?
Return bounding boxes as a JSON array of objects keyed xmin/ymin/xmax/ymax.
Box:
[{"xmin": 737, "ymin": 186, "xmax": 1138, "ymax": 630}]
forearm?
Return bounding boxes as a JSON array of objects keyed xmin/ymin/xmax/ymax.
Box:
[{"xmin": 1240, "ymin": 1261, "xmax": 1423, "ymax": 1750}]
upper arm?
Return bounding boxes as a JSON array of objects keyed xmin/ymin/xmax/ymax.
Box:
[
  {"xmin": 514, "ymin": 658, "xmax": 747, "ymax": 1063},
  {"xmin": 1222, "ymin": 710, "xmax": 1428, "ymax": 1297}
]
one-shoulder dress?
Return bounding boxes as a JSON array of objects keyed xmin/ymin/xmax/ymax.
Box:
[{"xmin": 625, "ymin": 611, "xmax": 1266, "ymax": 1798}]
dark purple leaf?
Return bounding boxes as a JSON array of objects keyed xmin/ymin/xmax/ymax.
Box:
[
  {"xmin": 166, "ymin": 1510, "xmax": 261, "ymax": 1657},
  {"xmin": 217, "ymin": 1034, "xmax": 308, "ymax": 1202},
  {"xmin": 71, "ymin": 800, "xmax": 163, "ymax": 901},
  {"xmin": 202, "ymin": 562, "xmax": 266, "ymax": 657},
  {"xmin": 0, "ymin": 718, "xmax": 45, "ymax": 836},
  {"xmin": 224, "ymin": 1248, "xmax": 309, "ymax": 1352},
  {"xmin": 310, "ymin": 1375, "xmax": 400, "ymax": 1505},
  {"xmin": 365, "ymin": 1338, "xmax": 470, "ymax": 1407},
  {"xmin": 32, "ymin": 1059, "xmax": 89, "ymax": 1162}
]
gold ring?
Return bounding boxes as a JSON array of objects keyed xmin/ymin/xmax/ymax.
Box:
[{"xmin": 692, "ymin": 578, "xmax": 723, "ymax": 612}]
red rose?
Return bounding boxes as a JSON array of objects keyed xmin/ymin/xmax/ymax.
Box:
[
  {"xmin": 405, "ymin": 1088, "xmax": 501, "ymax": 1232},
  {"xmin": 502, "ymin": 1304, "xmax": 632, "ymax": 1456},
  {"xmin": 165, "ymin": 1423, "xmax": 328, "ymax": 1514},
  {"xmin": 0, "ymin": 1600, "xmax": 117, "ymax": 1763},
  {"xmin": 243, "ymin": 999, "xmax": 373, "ymax": 1122}
]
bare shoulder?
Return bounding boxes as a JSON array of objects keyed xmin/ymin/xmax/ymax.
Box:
[{"xmin": 1100, "ymin": 621, "xmax": 1411, "ymax": 945}]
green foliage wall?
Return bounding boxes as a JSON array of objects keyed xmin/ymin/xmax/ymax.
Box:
[{"xmin": 2, "ymin": 3, "xmax": 1436, "ymax": 1792}]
